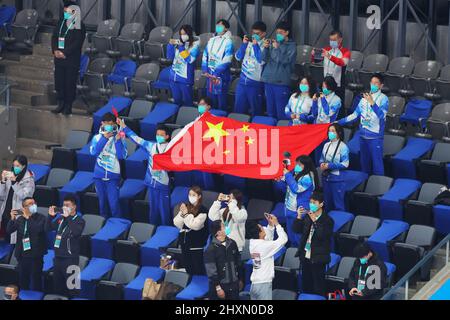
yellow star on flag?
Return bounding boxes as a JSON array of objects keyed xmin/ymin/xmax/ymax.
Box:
[
  {"xmin": 246, "ymin": 137, "xmax": 255, "ymax": 145},
  {"xmin": 224, "ymin": 150, "xmax": 231, "ymax": 155},
  {"xmin": 203, "ymin": 121, "xmax": 230, "ymax": 146},
  {"xmin": 241, "ymin": 124, "xmax": 250, "ymax": 133}
]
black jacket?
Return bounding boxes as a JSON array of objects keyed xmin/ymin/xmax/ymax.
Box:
[
  {"xmin": 7, "ymin": 214, "xmax": 47, "ymax": 259},
  {"xmin": 293, "ymin": 212, "xmax": 334, "ymax": 264},
  {"xmin": 348, "ymin": 254, "xmax": 388, "ymax": 300},
  {"xmin": 204, "ymin": 237, "xmax": 243, "ymax": 287},
  {"xmin": 51, "ymin": 19, "xmax": 86, "ymax": 67},
  {"xmin": 179, "ymin": 205, "xmax": 209, "ymax": 251},
  {"xmin": 45, "ymin": 214, "xmax": 85, "ymax": 258}
]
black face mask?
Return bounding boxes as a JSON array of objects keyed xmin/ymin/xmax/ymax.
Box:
[{"xmin": 4, "ymin": 294, "xmax": 13, "ymax": 300}]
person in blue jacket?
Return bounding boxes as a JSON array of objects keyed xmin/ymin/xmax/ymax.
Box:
[
  {"xmin": 285, "ymin": 76, "xmax": 316, "ymax": 125},
  {"xmin": 261, "ymin": 21, "xmax": 297, "ymax": 120},
  {"xmin": 338, "ymin": 73, "xmax": 388, "ymax": 175},
  {"xmin": 281, "ymin": 155, "xmax": 319, "ymax": 246},
  {"xmin": 202, "ymin": 19, "xmax": 234, "ymax": 110},
  {"xmin": 320, "ymin": 124, "xmax": 350, "ymax": 212},
  {"xmin": 233, "ymin": 21, "xmax": 267, "ymax": 116},
  {"xmin": 167, "ymin": 24, "xmax": 200, "ymax": 107},
  {"xmin": 90, "ymin": 113, "xmax": 127, "ymax": 219},
  {"xmin": 118, "ymin": 119, "xmax": 172, "ymax": 226}
]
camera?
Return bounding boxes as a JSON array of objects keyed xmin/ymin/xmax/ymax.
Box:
[{"xmin": 100, "ymin": 124, "xmax": 119, "ymax": 135}]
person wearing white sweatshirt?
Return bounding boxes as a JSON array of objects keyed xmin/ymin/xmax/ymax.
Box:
[
  {"xmin": 248, "ymin": 214, "xmax": 288, "ymax": 300},
  {"xmin": 208, "ymin": 190, "xmax": 248, "ymax": 252}
]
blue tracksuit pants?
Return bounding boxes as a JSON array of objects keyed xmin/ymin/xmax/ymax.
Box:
[
  {"xmin": 322, "ymin": 174, "xmax": 347, "ymax": 212},
  {"xmin": 170, "ymin": 80, "xmax": 193, "ymax": 106},
  {"xmin": 264, "ymin": 83, "xmax": 290, "ymax": 120},
  {"xmin": 285, "ymin": 209, "xmax": 300, "ymax": 247},
  {"xmin": 94, "ymin": 178, "xmax": 121, "ymax": 218},
  {"xmin": 148, "ymin": 181, "xmax": 171, "ymax": 226},
  {"xmin": 360, "ymin": 137, "xmax": 384, "ymax": 176},
  {"xmin": 234, "ymin": 80, "xmax": 264, "ymax": 116},
  {"xmin": 206, "ymin": 78, "xmax": 229, "ymax": 111}
]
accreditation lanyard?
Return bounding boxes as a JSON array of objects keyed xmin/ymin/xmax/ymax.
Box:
[
  {"xmin": 58, "ymin": 19, "xmax": 75, "ymax": 49},
  {"xmin": 210, "ymin": 37, "xmax": 226, "ymax": 63},
  {"xmin": 357, "ymin": 266, "xmax": 370, "ymax": 291},
  {"xmin": 305, "ymin": 214, "xmax": 322, "ymax": 253},
  {"xmin": 294, "ymin": 95, "xmax": 306, "ymax": 114},
  {"xmin": 22, "ymin": 220, "xmax": 31, "ymax": 252},
  {"xmin": 54, "ymin": 215, "xmax": 77, "ymax": 249}
]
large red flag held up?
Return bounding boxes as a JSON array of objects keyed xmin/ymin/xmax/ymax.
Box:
[{"xmin": 153, "ymin": 112, "xmax": 329, "ymax": 180}]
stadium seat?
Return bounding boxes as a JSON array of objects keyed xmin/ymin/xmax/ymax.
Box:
[
  {"xmin": 348, "ymin": 54, "xmax": 389, "ymax": 92},
  {"xmin": 336, "ymin": 216, "xmax": 381, "ymax": 257},
  {"xmin": 170, "ymin": 186, "xmax": 189, "ymax": 209},
  {"xmin": 378, "ymin": 179, "xmax": 422, "ymax": 221},
  {"xmin": 2, "ymin": 9, "xmax": 39, "ymax": 52},
  {"xmin": 298, "ymin": 293, "xmax": 327, "ymax": 300},
  {"xmin": 274, "ymin": 247, "xmax": 300, "ymax": 292},
  {"xmin": 96, "ymin": 263, "xmax": 140, "ymax": 300},
  {"xmin": 383, "ymin": 57, "xmax": 415, "ymax": 95},
  {"xmin": 391, "ymin": 137, "xmax": 435, "ymax": 179},
  {"xmin": 114, "ymin": 223, "xmax": 155, "ymax": 265},
  {"xmin": 417, "ymin": 143, "xmax": 450, "ymax": 185},
  {"xmin": 201, "ymin": 191, "xmax": 220, "ymax": 209},
  {"xmin": 28, "ymin": 164, "xmax": 50, "ymax": 185},
  {"xmin": 386, "ymin": 96, "xmax": 406, "ymax": 133},
  {"xmin": 391, "ymin": 225, "xmax": 436, "ymax": 280},
  {"xmin": 130, "ymin": 191, "xmax": 150, "ymax": 223},
  {"xmin": 226, "ymin": 78, "xmax": 240, "ymax": 108},
  {"xmin": 140, "ymin": 226, "xmax": 179, "ymax": 266},
  {"xmin": 103, "ymin": 59, "xmax": 137, "ymax": 96},
  {"xmin": 271, "ymin": 203, "xmax": 287, "ymax": 225},
  {"xmin": 34, "ymin": 168, "xmax": 74, "ymax": 208},
  {"xmin": 48, "ymin": 130, "xmax": 91, "ymax": 171},
  {"xmin": 0, "ymin": 242, "xmax": 11, "ymax": 263},
  {"xmin": 164, "ymin": 270, "xmax": 190, "ymax": 291},
  {"xmin": 79, "ymin": 258, "xmax": 115, "ymax": 299},
  {"xmin": 152, "ymin": 67, "xmax": 172, "ymax": 101},
  {"xmin": 119, "ymin": 179, "xmax": 146, "ymax": 216},
  {"xmin": 0, "ymin": 5, "xmax": 16, "ymax": 41},
  {"xmin": 417, "ymin": 103, "xmax": 450, "ymax": 141},
  {"xmin": 404, "ymin": 183, "xmax": 445, "ymax": 226},
  {"xmin": 345, "ymin": 50, "xmax": 364, "ymax": 88},
  {"xmin": 92, "ymin": 96, "xmax": 132, "ymax": 133},
  {"xmin": 325, "ymin": 257, "xmax": 356, "ymax": 294},
  {"xmin": 294, "ymin": 45, "xmax": 313, "ymax": 80},
  {"xmin": 125, "ymin": 146, "xmax": 148, "ymax": 180},
  {"xmin": 328, "ymin": 211, "xmax": 355, "ymax": 251},
  {"xmin": 405, "ymin": 60, "xmax": 442, "ymax": 98},
  {"xmin": 141, "ymin": 26, "xmax": 173, "ymax": 63},
  {"xmin": 80, "ymin": 215, "xmax": 106, "ymax": 258},
  {"xmin": 350, "ymin": 175, "xmax": 394, "ymax": 218},
  {"xmin": 91, "ymin": 218, "xmax": 132, "ymax": 259},
  {"xmin": 228, "ymin": 113, "xmax": 251, "ymax": 123},
  {"xmin": 78, "ymin": 57, "xmax": 115, "ymax": 102},
  {"xmin": 0, "ymin": 248, "xmax": 18, "ymax": 286},
  {"xmin": 19, "ymin": 290, "xmax": 44, "ymax": 300},
  {"xmin": 252, "ymin": 116, "xmax": 277, "ymax": 126},
  {"xmin": 246, "ymin": 199, "xmax": 274, "ymax": 221},
  {"xmin": 107, "ymin": 22, "xmax": 144, "ymax": 60},
  {"xmin": 124, "ymin": 266, "xmax": 165, "ymax": 300},
  {"xmin": 272, "ymin": 289, "xmax": 297, "ymax": 300},
  {"xmin": 399, "ymin": 99, "xmax": 433, "ymax": 135},
  {"xmin": 166, "ymin": 106, "xmax": 198, "ymax": 130},
  {"xmin": 86, "ymin": 19, "xmax": 120, "ymax": 55},
  {"xmin": 140, "ymin": 102, "xmax": 179, "ymax": 141},
  {"xmin": 435, "ymin": 64, "xmax": 450, "ymax": 101},
  {"xmin": 193, "ymin": 69, "xmax": 207, "ymax": 102},
  {"xmin": 43, "ymin": 294, "xmax": 69, "ymax": 300},
  {"xmin": 76, "ymin": 143, "xmax": 97, "ymax": 173},
  {"xmin": 347, "ymin": 131, "xmax": 361, "ymax": 171},
  {"xmin": 367, "ymin": 220, "xmax": 409, "ymax": 262},
  {"xmin": 433, "ymin": 205, "xmax": 450, "ymax": 235},
  {"xmin": 122, "ymin": 100, "xmax": 154, "ymax": 135},
  {"xmin": 58, "ymin": 171, "xmax": 94, "ymax": 206},
  {"xmin": 176, "ymin": 275, "xmax": 209, "ymax": 300}
]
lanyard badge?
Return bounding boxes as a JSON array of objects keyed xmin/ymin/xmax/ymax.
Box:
[
  {"xmin": 58, "ymin": 37, "xmax": 65, "ymax": 49},
  {"xmin": 54, "ymin": 235, "xmax": 62, "ymax": 249},
  {"xmin": 23, "ymin": 238, "xmax": 31, "ymax": 251}
]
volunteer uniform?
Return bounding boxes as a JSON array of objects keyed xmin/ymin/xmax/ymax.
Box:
[
  {"xmin": 322, "ymin": 45, "xmax": 351, "ymax": 101},
  {"xmin": 284, "ymin": 93, "xmax": 313, "ymax": 125}
]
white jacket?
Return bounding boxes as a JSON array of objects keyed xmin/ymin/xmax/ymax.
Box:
[
  {"xmin": 208, "ymin": 200, "xmax": 248, "ymax": 252},
  {"xmin": 249, "ymin": 224, "xmax": 288, "ymax": 284},
  {"xmin": 0, "ymin": 170, "xmax": 35, "ymax": 224}
]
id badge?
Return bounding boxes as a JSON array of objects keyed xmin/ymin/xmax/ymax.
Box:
[
  {"xmin": 304, "ymin": 242, "xmax": 311, "ymax": 252},
  {"xmin": 58, "ymin": 37, "xmax": 65, "ymax": 49},
  {"xmin": 54, "ymin": 235, "xmax": 62, "ymax": 248},
  {"xmin": 357, "ymin": 280, "xmax": 366, "ymax": 291},
  {"xmin": 23, "ymin": 238, "xmax": 31, "ymax": 251}
]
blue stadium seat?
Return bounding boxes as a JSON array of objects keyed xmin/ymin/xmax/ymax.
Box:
[
  {"xmin": 399, "ymin": 99, "xmax": 433, "ymax": 134},
  {"xmin": 119, "ymin": 179, "xmax": 146, "ymax": 215},
  {"xmin": 378, "ymin": 179, "xmax": 421, "ymax": 221},
  {"xmin": 347, "ymin": 130, "xmax": 361, "ymax": 171},
  {"xmin": 140, "ymin": 226, "xmax": 181, "ymax": 266},
  {"xmin": 28, "ymin": 164, "xmax": 50, "ymax": 185},
  {"xmin": 271, "ymin": 203, "xmax": 287, "ymax": 225},
  {"xmin": 124, "ymin": 266, "xmax": 165, "ymax": 300},
  {"xmin": 140, "ymin": 102, "xmax": 180, "ymax": 141},
  {"xmin": 298, "ymin": 293, "xmax": 326, "ymax": 300},
  {"xmin": 176, "ymin": 275, "xmax": 209, "ymax": 300},
  {"xmin": 92, "ymin": 96, "xmax": 133, "ymax": 133},
  {"xmin": 252, "ymin": 116, "xmax": 277, "ymax": 126},
  {"xmin": 223, "ymin": 174, "xmax": 246, "ymax": 194},
  {"xmin": 153, "ymin": 67, "xmax": 171, "ymax": 90},
  {"xmin": 391, "ymin": 137, "xmax": 435, "ymax": 179},
  {"xmin": 124, "ymin": 147, "xmax": 148, "ymax": 180},
  {"xmin": 19, "ymin": 290, "xmax": 44, "ymax": 300},
  {"xmin": 91, "ymin": 218, "xmax": 132, "ymax": 259},
  {"xmin": 43, "ymin": 250, "xmax": 55, "ymax": 273},
  {"xmin": 433, "ymin": 205, "xmax": 450, "ymax": 236},
  {"xmin": 343, "ymin": 170, "xmax": 369, "ymax": 210},
  {"xmin": 210, "ymin": 109, "xmax": 228, "ymax": 117},
  {"xmin": 328, "ymin": 211, "xmax": 354, "ymax": 251},
  {"xmin": 107, "ymin": 59, "xmax": 137, "ymax": 88},
  {"xmin": 58, "ymin": 171, "xmax": 94, "ymax": 206},
  {"xmin": 79, "ymin": 258, "xmax": 115, "ymax": 299},
  {"xmin": 76, "ymin": 143, "xmax": 96, "ymax": 173},
  {"xmin": 367, "ymin": 220, "xmax": 409, "ymax": 262},
  {"xmin": 170, "ymin": 186, "xmax": 189, "ymax": 209},
  {"xmin": 0, "ymin": 242, "xmax": 11, "ymax": 262},
  {"xmin": 327, "ymin": 253, "xmax": 342, "ymax": 274}
]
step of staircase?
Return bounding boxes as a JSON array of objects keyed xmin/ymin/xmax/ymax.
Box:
[
  {"xmin": 20, "ymin": 55, "xmax": 55, "ymax": 70},
  {"xmin": 2, "ymin": 64, "xmax": 54, "ymax": 81},
  {"xmin": 8, "ymin": 76, "xmax": 54, "ymax": 94},
  {"xmin": 32, "ymin": 43, "xmax": 53, "ymax": 57},
  {"xmin": 16, "ymin": 137, "xmax": 54, "ymax": 164},
  {"xmin": 36, "ymin": 32, "xmax": 53, "ymax": 46},
  {"xmin": 10, "ymin": 88, "xmax": 56, "ymax": 107}
]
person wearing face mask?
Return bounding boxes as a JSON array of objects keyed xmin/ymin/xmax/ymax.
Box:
[
  {"xmin": 233, "ymin": 21, "xmax": 267, "ymax": 117},
  {"xmin": 173, "ymin": 186, "xmax": 209, "ymax": 275},
  {"xmin": 51, "ymin": 1, "xmax": 86, "ymax": 115},
  {"xmin": 7, "ymin": 197, "xmax": 46, "ymax": 291},
  {"xmin": 285, "ymin": 77, "xmax": 316, "ymax": 125},
  {"xmin": 118, "ymin": 119, "xmax": 172, "ymax": 226},
  {"xmin": 90, "ymin": 112, "xmax": 127, "ymax": 219},
  {"xmin": 3, "ymin": 285, "xmax": 20, "ymax": 300},
  {"xmin": 294, "ymin": 192, "xmax": 334, "ymax": 297},
  {"xmin": 279, "ymin": 156, "xmax": 319, "ymax": 247},
  {"xmin": 208, "ymin": 190, "xmax": 247, "ymax": 252},
  {"xmin": 197, "ymin": 97, "xmax": 212, "ymax": 117},
  {"xmin": 202, "ymin": 19, "xmax": 234, "ymax": 110},
  {"xmin": 338, "ymin": 73, "xmax": 388, "ymax": 176},
  {"xmin": 248, "ymin": 214, "xmax": 288, "ymax": 300},
  {"xmin": 320, "ymin": 124, "xmax": 349, "ymax": 212},
  {"xmin": 0, "ymin": 155, "xmax": 35, "ymax": 241},
  {"xmin": 348, "ymin": 242, "xmax": 387, "ymax": 300},
  {"xmin": 167, "ymin": 24, "xmax": 200, "ymax": 107},
  {"xmin": 204, "ymin": 220, "xmax": 243, "ymax": 300},
  {"xmin": 261, "ymin": 21, "xmax": 297, "ymax": 120},
  {"xmin": 47, "ymin": 194, "xmax": 85, "ymax": 297}
]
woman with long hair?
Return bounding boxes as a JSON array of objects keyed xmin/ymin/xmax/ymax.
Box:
[
  {"xmin": 282, "ymin": 155, "xmax": 319, "ymax": 246},
  {"xmin": 173, "ymin": 186, "xmax": 209, "ymax": 275},
  {"xmin": 285, "ymin": 76, "xmax": 316, "ymax": 125}
]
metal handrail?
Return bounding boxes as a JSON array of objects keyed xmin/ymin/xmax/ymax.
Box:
[{"xmin": 382, "ymin": 233, "xmax": 450, "ymax": 300}]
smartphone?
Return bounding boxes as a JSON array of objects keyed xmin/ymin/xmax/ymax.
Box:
[
  {"xmin": 55, "ymin": 207, "xmax": 63, "ymax": 214},
  {"xmin": 14, "ymin": 210, "xmax": 24, "ymax": 216}
]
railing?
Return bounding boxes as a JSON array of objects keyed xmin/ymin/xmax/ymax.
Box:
[
  {"xmin": 382, "ymin": 233, "xmax": 450, "ymax": 300},
  {"xmin": 0, "ymin": 75, "xmax": 11, "ymax": 125}
]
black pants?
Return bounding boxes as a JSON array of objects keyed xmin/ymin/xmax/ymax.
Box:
[
  {"xmin": 301, "ymin": 259, "xmax": 327, "ymax": 297},
  {"xmin": 181, "ymin": 248, "xmax": 205, "ymax": 276},
  {"xmin": 54, "ymin": 63, "xmax": 79, "ymax": 106},
  {"xmin": 53, "ymin": 256, "xmax": 79, "ymax": 297},
  {"xmin": 336, "ymin": 85, "xmax": 346, "ymax": 117},
  {"xmin": 209, "ymin": 282, "xmax": 240, "ymax": 300},
  {"xmin": 18, "ymin": 256, "xmax": 44, "ymax": 291}
]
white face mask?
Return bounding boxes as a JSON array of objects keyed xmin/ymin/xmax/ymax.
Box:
[
  {"xmin": 63, "ymin": 206, "xmax": 73, "ymax": 216},
  {"xmin": 188, "ymin": 196, "xmax": 198, "ymax": 205},
  {"xmin": 181, "ymin": 34, "xmax": 189, "ymax": 43}
]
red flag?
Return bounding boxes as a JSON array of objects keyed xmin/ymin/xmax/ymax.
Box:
[
  {"xmin": 112, "ymin": 106, "xmax": 119, "ymax": 118},
  {"xmin": 153, "ymin": 112, "xmax": 329, "ymax": 180}
]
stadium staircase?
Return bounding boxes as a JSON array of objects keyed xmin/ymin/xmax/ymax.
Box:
[{"xmin": 0, "ymin": 32, "xmax": 92, "ymax": 167}]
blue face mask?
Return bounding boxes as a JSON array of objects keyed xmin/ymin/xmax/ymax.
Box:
[
  {"xmin": 216, "ymin": 25, "xmax": 225, "ymax": 34},
  {"xmin": 360, "ymin": 258, "xmax": 368, "ymax": 265},
  {"xmin": 156, "ymin": 135, "xmax": 166, "ymax": 144},
  {"xmin": 104, "ymin": 125, "xmax": 114, "ymax": 133},
  {"xmin": 330, "ymin": 40, "xmax": 339, "ymax": 48},
  {"xmin": 299, "ymin": 84, "xmax": 309, "ymax": 93},
  {"xmin": 309, "ymin": 203, "xmax": 320, "ymax": 213},
  {"xmin": 294, "ymin": 164, "xmax": 303, "ymax": 174},
  {"xmin": 13, "ymin": 166, "xmax": 22, "ymax": 176},
  {"xmin": 370, "ymin": 84, "xmax": 379, "ymax": 93},
  {"xmin": 323, "ymin": 88, "xmax": 331, "ymax": 96},
  {"xmin": 64, "ymin": 12, "xmax": 73, "ymax": 20},
  {"xmin": 328, "ymin": 132, "xmax": 337, "ymax": 141},
  {"xmin": 276, "ymin": 33, "xmax": 285, "ymax": 43},
  {"xmin": 252, "ymin": 34, "xmax": 261, "ymax": 42},
  {"xmin": 198, "ymin": 105, "xmax": 207, "ymax": 115},
  {"xmin": 29, "ymin": 204, "xmax": 37, "ymax": 215}
]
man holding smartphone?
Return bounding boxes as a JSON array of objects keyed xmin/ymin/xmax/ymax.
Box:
[{"xmin": 248, "ymin": 213, "xmax": 288, "ymax": 300}]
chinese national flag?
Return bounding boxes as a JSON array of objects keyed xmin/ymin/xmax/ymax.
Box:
[{"xmin": 153, "ymin": 112, "xmax": 329, "ymax": 180}]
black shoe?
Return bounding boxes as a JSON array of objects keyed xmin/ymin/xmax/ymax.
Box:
[
  {"xmin": 52, "ymin": 101, "xmax": 65, "ymax": 114},
  {"xmin": 63, "ymin": 104, "xmax": 72, "ymax": 116}
]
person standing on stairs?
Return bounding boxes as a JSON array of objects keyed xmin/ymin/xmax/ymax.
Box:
[{"xmin": 51, "ymin": 1, "xmax": 85, "ymax": 116}]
